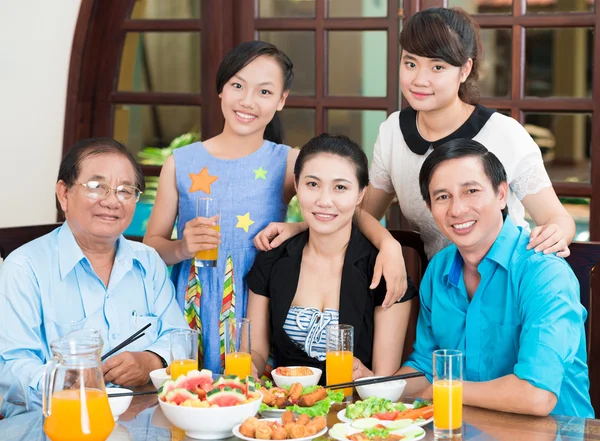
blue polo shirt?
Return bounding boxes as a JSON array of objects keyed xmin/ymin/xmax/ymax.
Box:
[{"xmin": 405, "ymin": 216, "xmax": 593, "ymax": 418}]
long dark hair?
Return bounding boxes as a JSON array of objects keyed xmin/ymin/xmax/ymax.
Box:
[
  {"xmin": 399, "ymin": 7, "xmax": 482, "ymax": 105},
  {"xmin": 419, "ymin": 138, "xmax": 508, "ymax": 216},
  {"xmin": 216, "ymin": 41, "xmax": 294, "ymax": 145}
]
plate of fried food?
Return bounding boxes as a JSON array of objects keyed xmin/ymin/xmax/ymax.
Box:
[
  {"xmin": 271, "ymin": 366, "xmax": 322, "ymax": 388},
  {"xmin": 259, "ymin": 382, "xmax": 343, "ymax": 418},
  {"xmin": 233, "ymin": 410, "xmax": 328, "ymax": 441}
]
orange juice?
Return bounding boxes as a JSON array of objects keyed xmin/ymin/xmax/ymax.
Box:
[
  {"xmin": 170, "ymin": 358, "xmax": 198, "ymax": 380},
  {"xmin": 433, "ymin": 380, "xmax": 463, "ymax": 430},
  {"xmin": 195, "ymin": 225, "xmax": 220, "ymax": 261},
  {"xmin": 225, "ymin": 352, "xmax": 252, "ymax": 379},
  {"xmin": 326, "ymin": 350, "xmax": 353, "ymax": 397},
  {"xmin": 44, "ymin": 388, "xmax": 115, "ymax": 441}
]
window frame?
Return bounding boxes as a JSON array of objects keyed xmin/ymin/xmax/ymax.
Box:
[{"xmin": 63, "ymin": 0, "xmax": 600, "ymax": 239}]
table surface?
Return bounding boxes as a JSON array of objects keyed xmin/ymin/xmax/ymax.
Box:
[{"xmin": 1, "ymin": 388, "xmax": 598, "ymax": 441}]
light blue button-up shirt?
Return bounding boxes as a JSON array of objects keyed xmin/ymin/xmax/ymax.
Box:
[
  {"xmin": 0, "ymin": 222, "xmax": 188, "ymax": 417},
  {"xmin": 405, "ymin": 216, "xmax": 594, "ymax": 418}
]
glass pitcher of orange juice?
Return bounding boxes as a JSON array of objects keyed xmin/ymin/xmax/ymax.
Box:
[{"xmin": 42, "ymin": 328, "xmax": 115, "ymax": 441}]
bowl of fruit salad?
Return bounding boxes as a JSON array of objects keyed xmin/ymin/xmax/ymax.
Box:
[{"xmin": 157, "ymin": 369, "xmax": 263, "ymax": 439}]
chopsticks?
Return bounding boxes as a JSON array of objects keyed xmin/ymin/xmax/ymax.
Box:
[
  {"xmin": 326, "ymin": 371, "xmax": 426, "ymax": 390},
  {"xmin": 108, "ymin": 390, "xmax": 157, "ymax": 397},
  {"xmin": 101, "ymin": 323, "xmax": 152, "ymax": 362}
]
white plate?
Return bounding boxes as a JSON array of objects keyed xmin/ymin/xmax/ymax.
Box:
[
  {"xmin": 328, "ymin": 421, "xmax": 426, "ymax": 441},
  {"xmin": 336, "ymin": 404, "xmax": 433, "ymax": 427},
  {"xmin": 232, "ymin": 418, "xmax": 328, "ymax": 441},
  {"xmin": 258, "ymin": 408, "xmax": 286, "ymax": 419}
]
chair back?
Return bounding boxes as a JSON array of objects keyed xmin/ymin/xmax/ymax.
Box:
[
  {"xmin": 566, "ymin": 241, "xmax": 600, "ymax": 413},
  {"xmin": 0, "ymin": 223, "xmax": 62, "ymax": 260},
  {"xmin": 388, "ymin": 230, "xmax": 428, "ymax": 365}
]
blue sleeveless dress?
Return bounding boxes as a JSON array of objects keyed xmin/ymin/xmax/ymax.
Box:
[{"xmin": 171, "ymin": 140, "xmax": 290, "ymax": 373}]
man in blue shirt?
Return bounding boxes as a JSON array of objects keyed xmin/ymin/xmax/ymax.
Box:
[
  {"xmin": 0, "ymin": 138, "xmax": 188, "ymax": 418},
  {"xmin": 398, "ymin": 138, "xmax": 593, "ymax": 417}
]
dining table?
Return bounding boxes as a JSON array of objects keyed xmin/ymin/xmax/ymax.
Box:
[{"xmin": 0, "ymin": 385, "xmax": 598, "ymax": 441}]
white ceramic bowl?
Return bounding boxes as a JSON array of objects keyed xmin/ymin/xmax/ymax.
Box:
[
  {"xmin": 355, "ymin": 377, "xmax": 406, "ymax": 402},
  {"xmin": 157, "ymin": 393, "xmax": 263, "ymax": 439},
  {"xmin": 149, "ymin": 368, "xmax": 171, "ymax": 390},
  {"xmin": 271, "ymin": 366, "xmax": 322, "ymax": 388},
  {"xmin": 106, "ymin": 387, "xmax": 133, "ymax": 421}
]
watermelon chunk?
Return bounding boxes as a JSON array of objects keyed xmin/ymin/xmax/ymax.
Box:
[
  {"xmin": 213, "ymin": 374, "xmax": 245, "ymax": 393},
  {"xmin": 206, "ymin": 386, "xmax": 246, "ymax": 407},
  {"xmin": 174, "ymin": 369, "xmax": 214, "ymax": 397},
  {"xmin": 165, "ymin": 388, "xmax": 198, "ymax": 405},
  {"xmin": 157, "ymin": 379, "xmax": 177, "ymax": 401},
  {"xmin": 242, "ymin": 376, "xmax": 257, "ymax": 397}
]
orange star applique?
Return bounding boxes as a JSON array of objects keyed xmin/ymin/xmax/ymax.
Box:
[{"xmin": 189, "ymin": 167, "xmax": 218, "ymax": 194}]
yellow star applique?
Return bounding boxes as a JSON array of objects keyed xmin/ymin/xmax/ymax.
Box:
[
  {"xmin": 189, "ymin": 167, "xmax": 218, "ymax": 194},
  {"xmin": 253, "ymin": 166, "xmax": 268, "ymax": 180},
  {"xmin": 236, "ymin": 212, "xmax": 255, "ymax": 233}
]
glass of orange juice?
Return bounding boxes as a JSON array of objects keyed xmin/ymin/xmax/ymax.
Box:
[
  {"xmin": 433, "ymin": 349, "xmax": 463, "ymax": 439},
  {"xmin": 326, "ymin": 324, "xmax": 354, "ymax": 401},
  {"xmin": 169, "ymin": 329, "xmax": 199, "ymax": 380},
  {"xmin": 225, "ymin": 318, "xmax": 252, "ymax": 379},
  {"xmin": 195, "ymin": 197, "xmax": 220, "ymax": 267}
]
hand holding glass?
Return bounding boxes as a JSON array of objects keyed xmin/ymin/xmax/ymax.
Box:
[
  {"xmin": 225, "ymin": 318, "xmax": 252, "ymax": 379},
  {"xmin": 433, "ymin": 349, "xmax": 463, "ymax": 439},
  {"xmin": 326, "ymin": 324, "xmax": 354, "ymax": 400},
  {"xmin": 170, "ymin": 329, "xmax": 199, "ymax": 380},
  {"xmin": 195, "ymin": 197, "xmax": 220, "ymax": 267}
]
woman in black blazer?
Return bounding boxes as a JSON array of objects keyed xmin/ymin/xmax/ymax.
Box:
[{"xmin": 246, "ymin": 134, "xmax": 417, "ymax": 382}]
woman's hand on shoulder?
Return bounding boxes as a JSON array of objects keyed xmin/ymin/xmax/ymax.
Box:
[
  {"xmin": 253, "ymin": 222, "xmax": 306, "ymax": 251},
  {"xmin": 372, "ymin": 238, "xmax": 408, "ymax": 309},
  {"xmin": 178, "ymin": 216, "xmax": 221, "ymax": 260},
  {"xmin": 527, "ymin": 223, "xmax": 570, "ymax": 257}
]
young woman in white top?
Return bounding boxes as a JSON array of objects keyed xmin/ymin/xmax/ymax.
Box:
[{"xmin": 255, "ymin": 7, "xmax": 574, "ymax": 264}]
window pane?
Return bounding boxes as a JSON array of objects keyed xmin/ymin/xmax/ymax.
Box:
[
  {"xmin": 525, "ymin": 28, "xmax": 593, "ymax": 98},
  {"xmin": 258, "ymin": 0, "xmax": 316, "ymax": 17},
  {"xmin": 279, "ymin": 108, "xmax": 315, "ymax": 148},
  {"xmin": 479, "ymin": 29, "xmax": 511, "ymax": 97},
  {"xmin": 327, "ymin": 0, "xmax": 389, "ymax": 17},
  {"xmin": 113, "ymin": 104, "xmax": 201, "ymax": 157},
  {"xmin": 526, "ymin": 0, "xmax": 593, "ymax": 13},
  {"xmin": 259, "ymin": 31, "xmax": 315, "ymax": 96},
  {"xmin": 523, "ymin": 112, "xmax": 591, "ymax": 184},
  {"xmin": 328, "ymin": 31, "xmax": 387, "ymax": 97},
  {"xmin": 118, "ymin": 33, "xmax": 201, "ymax": 93},
  {"xmin": 447, "ymin": 0, "xmax": 511, "ymax": 14},
  {"xmin": 131, "ymin": 0, "xmax": 200, "ymax": 19},
  {"xmin": 326, "ymin": 110, "xmax": 387, "ymax": 162}
]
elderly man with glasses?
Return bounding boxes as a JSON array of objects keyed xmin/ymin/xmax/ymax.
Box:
[{"xmin": 0, "ymin": 138, "xmax": 187, "ymax": 418}]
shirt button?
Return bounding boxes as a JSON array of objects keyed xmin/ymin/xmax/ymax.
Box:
[{"xmin": 111, "ymin": 333, "xmax": 119, "ymax": 339}]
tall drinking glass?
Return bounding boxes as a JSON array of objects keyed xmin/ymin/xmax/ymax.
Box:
[
  {"xmin": 326, "ymin": 324, "xmax": 354, "ymax": 401},
  {"xmin": 225, "ymin": 318, "xmax": 252, "ymax": 379},
  {"xmin": 195, "ymin": 197, "xmax": 220, "ymax": 267},
  {"xmin": 433, "ymin": 349, "xmax": 463, "ymax": 439},
  {"xmin": 169, "ymin": 329, "xmax": 199, "ymax": 381}
]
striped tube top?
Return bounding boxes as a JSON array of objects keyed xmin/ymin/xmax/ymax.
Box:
[{"xmin": 282, "ymin": 306, "xmax": 339, "ymax": 361}]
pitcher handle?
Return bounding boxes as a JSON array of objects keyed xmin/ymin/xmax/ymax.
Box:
[{"xmin": 42, "ymin": 357, "xmax": 59, "ymax": 417}]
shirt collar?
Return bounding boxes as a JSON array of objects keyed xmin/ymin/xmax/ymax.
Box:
[
  {"xmin": 443, "ymin": 215, "xmax": 521, "ymax": 287},
  {"xmin": 399, "ymin": 104, "xmax": 495, "ymax": 155},
  {"xmin": 58, "ymin": 222, "xmax": 144, "ymax": 280}
]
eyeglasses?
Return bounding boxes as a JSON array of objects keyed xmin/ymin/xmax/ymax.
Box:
[{"xmin": 77, "ymin": 180, "xmax": 142, "ymax": 203}]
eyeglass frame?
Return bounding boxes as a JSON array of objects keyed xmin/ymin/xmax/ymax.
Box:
[{"xmin": 75, "ymin": 180, "xmax": 143, "ymax": 203}]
